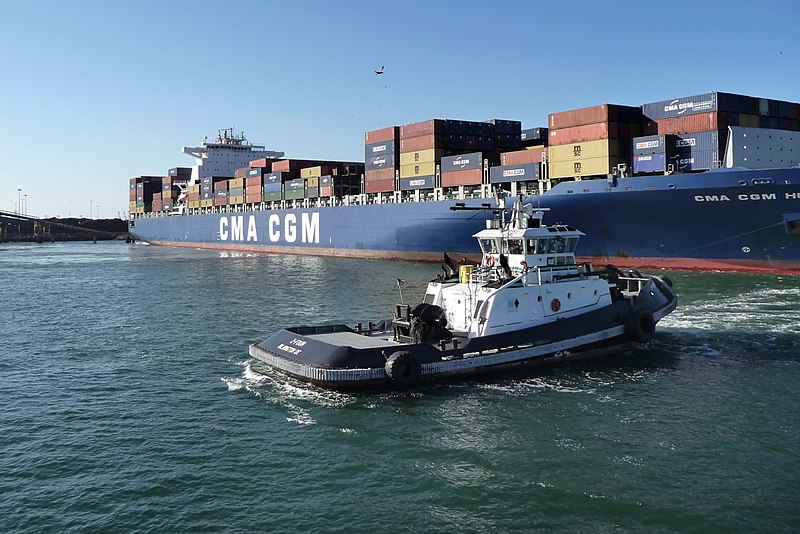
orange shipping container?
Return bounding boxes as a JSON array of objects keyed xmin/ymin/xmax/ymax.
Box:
[
  {"xmin": 245, "ymin": 193, "xmax": 262, "ymax": 203},
  {"xmin": 441, "ymin": 168, "xmax": 482, "ymax": 188},
  {"xmin": 249, "ymin": 158, "xmax": 275, "ymax": 169},
  {"xmin": 234, "ymin": 167, "xmax": 249, "ymax": 179},
  {"xmin": 245, "ymin": 184, "xmax": 261, "ymax": 195},
  {"xmin": 245, "ymin": 176, "xmax": 263, "ymax": 187},
  {"xmin": 501, "ymin": 148, "xmax": 547, "ymax": 166}
]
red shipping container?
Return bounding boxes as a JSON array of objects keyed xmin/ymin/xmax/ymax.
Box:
[
  {"xmin": 365, "ymin": 179, "xmax": 394, "ymax": 193},
  {"xmin": 245, "ymin": 184, "xmax": 261, "ymax": 195},
  {"xmin": 245, "ymin": 176, "xmax": 263, "ymax": 187},
  {"xmin": 365, "ymin": 168, "xmax": 395, "ymax": 182},
  {"xmin": 234, "ymin": 167, "xmax": 249, "ymax": 179},
  {"xmin": 400, "ymin": 134, "xmax": 443, "ymax": 152},
  {"xmin": 320, "ymin": 185, "xmax": 333, "ymax": 197},
  {"xmin": 213, "ymin": 197, "xmax": 228, "ymax": 206},
  {"xmin": 245, "ymin": 193, "xmax": 262, "ymax": 203},
  {"xmin": 365, "ymin": 126, "xmax": 399, "ymax": 144},
  {"xmin": 214, "ymin": 180, "xmax": 228, "ymax": 191},
  {"xmin": 249, "ymin": 158, "xmax": 275, "ymax": 169},
  {"xmin": 548, "ymin": 104, "xmax": 641, "ymax": 130},
  {"xmin": 646, "ymin": 112, "xmax": 729, "ymax": 136},
  {"xmin": 548, "ymin": 122, "xmax": 639, "ymax": 145},
  {"xmin": 187, "ymin": 192, "xmax": 200, "ymax": 201},
  {"xmin": 441, "ymin": 169, "xmax": 482, "ymax": 188},
  {"xmin": 500, "ymin": 148, "xmax": 547, "ymax": 166},
  {"xmin": 400, "ymin": 119, "xmax": 445, "ymax": 139},
  {"xmin": 271, "ymin": 159, "xmax": 321, "ymax": 172}
]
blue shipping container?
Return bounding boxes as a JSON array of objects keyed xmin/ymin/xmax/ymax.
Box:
[
  {"xmin": 672, "ymin": 130, "xmax": 721, "ymax": 152},
  {"xmin": 366, "ymin": 153, "xmax": 395, "ymax": 170},
  {"xmin": 247, "ymin": 168, "xmax": 261, "ymax": 177},
  {"xmin": 399, "ymin": 175, "xmax": 435, "ymax": 190},
  {"xmin": 642, "ymin": 92, "xmax": 718, "ymax": 120},
  {"xmin": 632, "ymin": 135, "xmax": 668, "ymax": 155},
  {"xmin": 671, "ymin": 149, "xmax": 720, "ymax": 172},
  {"xmin": 364, "ymin": 140, "xmax": 395, "ymax": 157},
  {"xmin": 633, "ymin": 153, "xmax": 667, "ymax": 174},
  {"xmin": 215, "ymin": 190, "xmax": 228, "ymax": 199},
  {"xmin": 489, "ymin": 163, "xmax": 540, "ymax": 184},
  {"xmin": 263, "ymin": 172, "xmax": 282, "ymax": 184},
  {"xmin": 521, "ymin": 127, "xmax": 548, "ymax": 143},
  {"xmin": 441, "ymin": 152, "xmax": 483, "ymax": 172},
  {"xmin": 263, "ymin": 182, "xmax": 281, "ymax": 193}
]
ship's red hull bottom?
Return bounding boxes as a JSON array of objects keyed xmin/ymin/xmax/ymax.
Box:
[{"xmin": 144, "ymin": 240, "xmax": 800, "ymax": 275}]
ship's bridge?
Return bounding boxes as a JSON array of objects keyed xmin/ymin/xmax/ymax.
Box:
[{"xmin": 474, "ymin": 219, "xmax": 584, "ymax": 275}]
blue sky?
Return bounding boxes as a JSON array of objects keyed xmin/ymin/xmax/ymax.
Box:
[{"xmin": 1, "ymin": 0, "xmax": 798, "ymax": 218}]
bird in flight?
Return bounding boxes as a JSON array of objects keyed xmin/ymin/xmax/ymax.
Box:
[{"xmin": 374, "ymin": 65, "xmax": 384, "ymax": 75}]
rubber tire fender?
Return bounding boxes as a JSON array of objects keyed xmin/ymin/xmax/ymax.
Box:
[
  {"xmin": 626, "ymin": 308, "xmax": 656, "ymax": 343},
  {"xmin": 384, "ymin": 351, "xmax": 421, "ymax": 387}
]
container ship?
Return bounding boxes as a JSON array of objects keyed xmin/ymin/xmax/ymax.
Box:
[{"xmin": 128, "ymin": 92, "xmax": 800, "ymax": 274}]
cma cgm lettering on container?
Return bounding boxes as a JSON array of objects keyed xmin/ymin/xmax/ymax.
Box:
[{"xmin": 219, "ymin": 213, "xmax": 320, "ymax": 243}]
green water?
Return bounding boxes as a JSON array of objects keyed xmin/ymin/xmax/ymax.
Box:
[{"xmin": 1, "ymin": 242, "xmax": 798, "ymax": 532}]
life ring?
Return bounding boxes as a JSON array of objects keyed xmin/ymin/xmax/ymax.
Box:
[
  {"xmin": 384, "ymin": 351, "xmax": 421, "ymax": 387},
  {"xmin": 485, "ymin": 256, "xmax": 495, "ymax": 268},
  {"xmin": 551, "ymin": 298, "xmax": 561, "ymax": 312},
  {"xmin": 626, "ymin": 309, "xmax": 656, "ymax": 343}
]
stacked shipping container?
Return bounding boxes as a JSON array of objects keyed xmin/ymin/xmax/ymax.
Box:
[
  {"xmin": 365, "ymin": 126, "xmax": 399, "ymax": 193},
  {"xmin": 547, "ymin": 104, "xmax": 642, "ymax": 180}
]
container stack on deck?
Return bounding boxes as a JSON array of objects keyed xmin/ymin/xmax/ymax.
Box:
[
  {"xmin": 364, "ymin": 126, "xmax": 399, "ymax": 194},
  {"xmin": 491, "ymin": 127, "xmax": 548, "ymax": 187},
  {"xmin": 131, "ymin": 90, "xmax": 800, "ymax": 217},
  {"xmin": 546, "ymin": 104, "xmax": 642, "ymax": 181},
  {"xmin": 634, "ymin": 92, "xmax": 800, "ymax": 173}
]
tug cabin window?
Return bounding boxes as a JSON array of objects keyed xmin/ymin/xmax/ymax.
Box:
[
  {"xmin": 506, "ymin": 239, "xmax": 524, "ymax": 255},
  {"xmin": 479, "ymin": 238, "xmax": 499, "ymax": 254}
]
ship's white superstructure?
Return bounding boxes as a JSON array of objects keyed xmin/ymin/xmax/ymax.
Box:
[{"xmin": 181, "ymin": 128, "xmax": 284, "ymax": 186}]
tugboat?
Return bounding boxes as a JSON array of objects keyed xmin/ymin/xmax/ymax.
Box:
[{"xmin": 249, "ymin": 196, "xmax": 678, "ymax": 390}]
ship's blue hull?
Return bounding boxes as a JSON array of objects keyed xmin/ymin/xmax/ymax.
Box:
[{"xmin": 129, "ymin": 167, "xmax": 800, "ymax": 273}]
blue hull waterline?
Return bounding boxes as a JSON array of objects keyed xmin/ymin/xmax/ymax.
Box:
[{"xmin": 130, "ymin": 167, "xmax": 800, "ymax": 273}]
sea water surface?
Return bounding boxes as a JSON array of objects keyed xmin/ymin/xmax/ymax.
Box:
[{"xmin": 1, "ymin": 241, "xmax": 798, "ymax": 533}]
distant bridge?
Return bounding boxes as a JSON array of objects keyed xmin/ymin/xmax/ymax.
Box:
[{"xmin": 0, "ymin": 210, "xmax": 128, "ymax": 242}]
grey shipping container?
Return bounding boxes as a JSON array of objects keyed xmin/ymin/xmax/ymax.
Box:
[
  {"xmin": 305, "ymin": 187, "xmax": 319, "ymax": 198},
  {"xmin": 286, "ymin": 178, "xmax": 305, "ymax": 190},
  {"xmin": 489, "ymin": 163, "xmax": 540, "ymax": 183},
  {"xmin": 440, "ymin": 152, "xmax": 484, "ymax": 172},
  {"xmin": 399, "ymin": 175, "xmax": 435, "ymax": 190}
]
